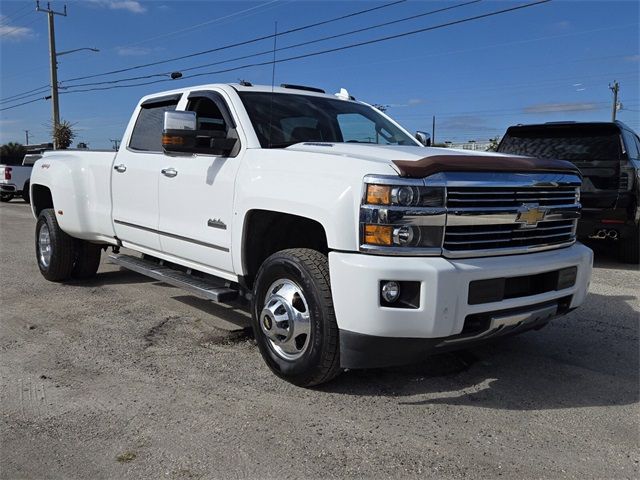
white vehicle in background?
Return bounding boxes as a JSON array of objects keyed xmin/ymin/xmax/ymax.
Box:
[
  {"xmin": 0, "ymin": 154, "xmax": 41, "ymax": 203},
  {"xmin": 28, "ymin": 82, "xmax": 593, "ymax": 387}
]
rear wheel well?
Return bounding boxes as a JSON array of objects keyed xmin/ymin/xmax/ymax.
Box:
[
  {"xmin": 242, "ymin": 210, "xmax": 328, "ymax": 289},
  {"xmin": 31, "ymin": 185, "xmax": 53, "ymax": 216}
]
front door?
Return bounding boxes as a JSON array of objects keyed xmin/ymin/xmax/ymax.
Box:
[
  {"xmin": 158, "ymin": 91, "xmax": 242, "ymax": 277},
  {"xmin": 112, "ymin": 95, "xmax": 181, "ymax": 252}
]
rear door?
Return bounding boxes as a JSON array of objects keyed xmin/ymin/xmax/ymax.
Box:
[
  {"xmin": 498, "ymin": 124, "xmax": 623, "ymax": 209},
  {"xmin": 111, "ymin": 94, "xmax": 181, "ymax": 252}
]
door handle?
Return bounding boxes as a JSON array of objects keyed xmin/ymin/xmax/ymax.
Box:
[
  {"xmin": 113, "ymin": 164, "xmax": 127, "ymax": 173},
  {"xmin": 161, "ymin": 168, "xmax": 178, "ymax": 178}
]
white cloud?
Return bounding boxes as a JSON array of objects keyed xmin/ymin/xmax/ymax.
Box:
[
  {"xmin": 89, "ymin": 1, "xmax": 147, "ymax": 14},
  {"xmin": 523, "ymin": 102, "xmax": 599, "ymax": 114},
  {"xmin": 408, "ymin": 98, "xmax": 424, "ymax": 106},
  {"xmin": 116, "ymin": 46, "xmax": 152, "ymax": 56},
  {"xmin": 0, "ymin": 15, "xmax": 34, "ymax": 41},
  {"xmin": 110, "ymin": 1, "xmax": 146, "ymax": 13}
]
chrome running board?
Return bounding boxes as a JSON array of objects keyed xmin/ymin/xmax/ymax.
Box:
[{"xmin": 108, "ymin": 254, "xmax": 238, "ymax": 303}]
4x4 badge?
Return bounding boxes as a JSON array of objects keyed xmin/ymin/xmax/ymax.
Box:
[{"xmin": 516, "ymin": 204, "xmax": 547, "ymax": 228}]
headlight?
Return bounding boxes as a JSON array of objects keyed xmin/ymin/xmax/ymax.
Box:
[
  {"xmin": 366, "ymin": 184, "xmax": 444, "ymax": 207},
  {"xmin": 360, "ymin": 176, "xmax": 445, "ymax": 254}
]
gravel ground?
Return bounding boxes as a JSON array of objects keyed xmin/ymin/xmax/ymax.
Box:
[{"xmin": 1, "ymin": 199, "xmax": 638, "ymax": 480}]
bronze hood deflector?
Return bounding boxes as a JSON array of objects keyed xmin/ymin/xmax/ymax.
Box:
[{"xmin": 392, "ymin": 155, "xmax": 581, "ymax": 178}]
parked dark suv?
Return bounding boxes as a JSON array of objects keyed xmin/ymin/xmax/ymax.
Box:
[{"xmin": 498, "ymin": 121, "xmax": 640, "ymax": 263}]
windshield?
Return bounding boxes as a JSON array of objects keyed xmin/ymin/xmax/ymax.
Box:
[
  {"xmin": 499, "ymin": 127, "xmax": 622, "ymax": 162},
  {"xmin": 238, "ymin": 91, "xmax": 417, "ymax": 148}
]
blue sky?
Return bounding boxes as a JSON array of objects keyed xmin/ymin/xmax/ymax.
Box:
[{"xmin": 0, "ymin": 0, "xmax": 638, "ymax": 148}]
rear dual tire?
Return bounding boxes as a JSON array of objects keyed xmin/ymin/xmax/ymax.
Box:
[{"xmin": 36, "ymin": 208, "xmax": 102, "ymax": 282}]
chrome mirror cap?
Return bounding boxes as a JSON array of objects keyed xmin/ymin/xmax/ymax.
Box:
[{"xmin": 415, "ymin": 131, "xmax": 431, "ymax": 147}]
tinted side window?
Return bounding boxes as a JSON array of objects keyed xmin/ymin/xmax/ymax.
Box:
[
  {"xmin": 622, "ymin": 129, "xmax": 639, "ymax": 160},
  {"xmin": 186, "ymin": 97, "xmax": 227, "ymax": 136},
  {"xmin": 129, "ymin": 100, "xmax": 178, "ymax": 151}
]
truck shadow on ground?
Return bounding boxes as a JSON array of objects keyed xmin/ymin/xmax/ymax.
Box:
[
  {"xmin": 69, "ymin": 268, "xmax": 156, "ymax": 286},
  {"xmin": 321, "ymin": 291, "xmax": 638, "ymax": 411},
  {"xmin": 585, "ymin": 239, "xmax": 639, "ymax": 271}
]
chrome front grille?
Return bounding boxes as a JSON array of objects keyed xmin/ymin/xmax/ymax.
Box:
[
  {"xmin": 446, "ymin": 186, "xmax": 579, "ymax": 208},
  {"xmin": 444, "ymin": 219, "xmax": 575, "ymax": 252},
  {"xmin": 440, "ymin": 172, "xmax": 582, "ymax": 258}
]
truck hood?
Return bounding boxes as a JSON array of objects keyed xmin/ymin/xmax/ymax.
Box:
[{"xmin": 285, "ymin": 143, "xmax": 581, "ymax": 177}]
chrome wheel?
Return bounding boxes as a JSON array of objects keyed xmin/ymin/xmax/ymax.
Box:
[
  {"xmin": 260, "ymin": 279, "xmax": 311, "ymax": 360},
  {"xmin": 38, "ymin": 223, "xmax": 52, "ymax": 268}
]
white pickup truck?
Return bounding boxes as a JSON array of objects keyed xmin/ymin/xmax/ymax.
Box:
[
  {"xmin": 0, "ymin": 154, "xmax": 40, "ymax": 203},
  {"xmin": 30, "ymin": 82, "xmax": 593, "ymax": 386}
]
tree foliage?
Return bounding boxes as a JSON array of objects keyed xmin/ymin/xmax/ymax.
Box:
[
  {"xmin": 51, "ymin": 120, "xmax": 77, "ymax": 149},
  {"xmin": 0, "ymin": 142, "xmax": 26, "ymax": 166},
  {"xmin": 486, "ymin": 137, "xmax": 500, "ymax": 152}
]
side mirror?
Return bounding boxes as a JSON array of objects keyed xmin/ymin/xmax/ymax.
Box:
[
  {"xmin": 415, "ymin": 131, "xmax": 431, "ymax": 147},
  {"xmin": 163, "ymin": 110, "xmax": 238, "ymax": 156},
  {"xmin": 163, "ymin": 111, "xmax": 197, "ymax": 154}
]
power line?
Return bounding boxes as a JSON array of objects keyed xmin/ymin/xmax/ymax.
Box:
[
  {"xmin": 0, "ymin": 4, "xmax": 34, "ymax": 26},
  {"xmin": 0, "ymin": 14, "xmax": 39, "ymax": 38},
  {"xmin": 0, "ymin": 88, "xmax": 50, "ymax": 105},
  {"xmin": 59, "ymin": 0, "xmax": 408, "ymax": 84},
  {"xmin": 62, "ymin": 0, "xmax": 552, "ymax": 95},
  {"xmin": 0, "ymin": 84, "xmax": 50, "ymax": 104},
  {"xmin": 61, "ymin": 0, "xmax": 482, "ymax": 89},
  {"xmin": 122, "ymin": 0, "xmax": 283, "ymax": 47},
  {"xmin": 0, "ymin": 96, "xmax": 49, "ymax": 112}
]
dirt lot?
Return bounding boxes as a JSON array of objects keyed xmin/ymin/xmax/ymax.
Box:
[{"xmin": 1, "ymin": 200, "xmax": 638, "ymax": 479}]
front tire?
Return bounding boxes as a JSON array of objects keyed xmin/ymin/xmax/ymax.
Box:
[
  {"xmin": 251, "ymin": 248, "xmax": 341, "ymax": 387},
  {"xmin": 36, "ymin": 209, "xmax": 76, "ymax": 281}
]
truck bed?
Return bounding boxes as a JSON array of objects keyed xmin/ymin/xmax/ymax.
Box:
[{"xmin": 31, "ymin": 150, "xmax": 118, "ymax": 242}]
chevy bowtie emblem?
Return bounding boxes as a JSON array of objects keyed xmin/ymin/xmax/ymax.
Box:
[{"xmin": 516, "ymin": 204, "xmax": 547, "ymax": 228}]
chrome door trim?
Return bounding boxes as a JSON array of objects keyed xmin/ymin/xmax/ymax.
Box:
[{"xmin": 113, "ymin": 219, "xmax": 229, "ymax": 252}]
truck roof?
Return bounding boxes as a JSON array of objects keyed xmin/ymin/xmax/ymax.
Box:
[
  {"xmin": 506, "ymin": 120, "xmax": 630, "ymax": 131},
  {"xmin": 139, "ymin": 82, "xmax": 356, "ymax": 104}
]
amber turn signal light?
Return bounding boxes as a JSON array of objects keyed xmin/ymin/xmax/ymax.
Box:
[
  {"xmin": 366, "ymin": 184, "xmax": 391, "ymax": 205},
  {"xmin": 162, "ymin": 135, "xmax": 184, "ymax": 146},
  {"xmin": 364, "ymin": 224, "xmax": 393, "ymax": 246}
]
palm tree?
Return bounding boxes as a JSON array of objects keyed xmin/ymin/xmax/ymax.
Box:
[
  {"xmin": 51, "ymin": 120, "xmax": 77, "ymax": 149},
  {"xmin": 0, "ymin": 142, "xmax": 26, "ymax": 165}
]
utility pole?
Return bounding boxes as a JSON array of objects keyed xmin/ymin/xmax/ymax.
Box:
[
  {"xmin": 25, "ymin": 130, "xmax": 30, "ymax": 145},
  {"xmin": 36, "ymin": 1, "xmax": 67, "ymax": 149},
  {"xmin": 110, "ymin": 139, "xmax": 121, "ymax": 151},
  {"xmin": 609, "ymin": 80, "xmax": 620, "ymax": 121},
  {"xmin": 432, "ymin": 115, "xmax": 436, "ymax": 145}
]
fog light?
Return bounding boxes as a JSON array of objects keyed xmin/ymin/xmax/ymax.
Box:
[{"xmin": 381, "ymin": 281, "xmax": 401, "ymax": 303}]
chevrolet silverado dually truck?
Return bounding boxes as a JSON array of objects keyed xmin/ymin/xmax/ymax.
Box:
[{"xmin": 29, "ymin": 82, "xmax": 593, "ymax": 386}]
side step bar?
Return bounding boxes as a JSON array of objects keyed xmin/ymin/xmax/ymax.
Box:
[{"xmin": 108, "ymin": 254, "xmax": 238, "ymax": 303}]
